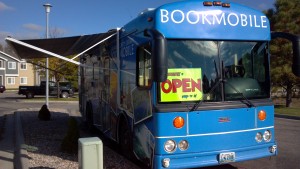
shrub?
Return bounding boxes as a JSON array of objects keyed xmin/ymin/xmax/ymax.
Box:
[
  {"xmin": 38, "ymin": 104, "xmax": 51, "ymax": 121},
  {"xmin": 61, "ymin": 117, "xmax": 80, "ymax": 154}
]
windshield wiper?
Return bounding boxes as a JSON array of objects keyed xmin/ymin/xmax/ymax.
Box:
[
  {"xmin": 190, "ymin": 60, "xmax": 255, "ymax": 111},
  {"xmin": 190, "ymin": 78, "xmax": 255, "ymax": 112},
  {"xmin": 190, "ymin": 60, "xmax": 221, "ymax": 111},
  {"xmin": 224, "ymin": 80, "xmax": 255, "ymax": 108},
  {"xmin": 189, "ymin": 78, "xmax": 223, "ymax": 112}
]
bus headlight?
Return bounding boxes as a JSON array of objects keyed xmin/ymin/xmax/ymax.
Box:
[
  {"xmin": 164, "ymin": 140, "xmax": 176, "ymax": 153},
  {"xmin": 255, "ymin": 132, "xmax": 263, "ymax": 142},
  {"xmin": 178, "ymin": 140, "xmax": 189, "ymax": 151},
  {"xmin": 263, "ymin": 130, "xmax": 272, "ymax": 142}
]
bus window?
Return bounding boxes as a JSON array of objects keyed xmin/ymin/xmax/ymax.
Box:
[{"xmin": 137, "ymin": 43, "xmax": 152, "ymax": 88}]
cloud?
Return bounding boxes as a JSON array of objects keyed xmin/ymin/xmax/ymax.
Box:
[
  {"xmin": 22, "ymin": 24, "xmax": 68, "ymax": 37},
  {"xmin": 0, "ymin": 2, "xmax": 13, "ymax": 11},
  {"xmin": 23, "ymin": 23, "xmax": 44, "ymax": 31}
]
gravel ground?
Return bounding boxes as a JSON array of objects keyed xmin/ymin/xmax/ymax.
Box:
[{"xmin": 21, "ymin": 111, "xmax": 141, "ymax": 169}]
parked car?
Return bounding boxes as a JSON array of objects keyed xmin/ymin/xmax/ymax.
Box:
[
  {"xmin": 0, "ymin": 85, "xmax": 5, "ymax": 93},
  {"xmin": 18, "ymin": 81, "xmax": 74, "ymax": 98}
]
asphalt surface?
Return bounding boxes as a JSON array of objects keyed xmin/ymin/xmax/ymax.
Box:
[{"xmin": 0, "ymin": 91, "xmax": 299, "ymax": 169}]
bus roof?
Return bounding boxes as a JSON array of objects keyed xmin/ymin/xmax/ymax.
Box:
[{"xmin": 130, "ymin": 0, "xmax": 270, "ymax": 41}]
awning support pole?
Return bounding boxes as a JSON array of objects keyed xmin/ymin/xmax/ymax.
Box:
[
  {"xmin": 70, "ymin": 32, "xmax": 117, "ymax": 60},
  {"xmin": 5, "ymin": 37, "xmax": 80, "ymax": 65}
]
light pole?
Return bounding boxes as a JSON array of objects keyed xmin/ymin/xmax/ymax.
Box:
[{"xmin": 43, "ymin": 3, "xmax": 52, "ymax": 107}]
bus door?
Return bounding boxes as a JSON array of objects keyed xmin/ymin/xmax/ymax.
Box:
[{"xmin": 100, "ymin": 57, "xmax": 111, "ymax": 132}]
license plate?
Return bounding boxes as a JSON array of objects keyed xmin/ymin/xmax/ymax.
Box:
[{"xmin": 219, "ymin": 152, "xmax": 235, "ymax": 164}]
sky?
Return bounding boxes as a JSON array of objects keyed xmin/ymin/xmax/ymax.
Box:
[{"xmin": 0, "ymin": 0, "xmax": 275, "ymax": 44}]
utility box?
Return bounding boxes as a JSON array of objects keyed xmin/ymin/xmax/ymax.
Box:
[{"xmin": 78, "ymin": 137, "xmax": 103, "ymax": 169}]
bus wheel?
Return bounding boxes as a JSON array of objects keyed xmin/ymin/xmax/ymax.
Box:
[{"xmin": 119, "ymin": 120, "xmax": 134, "ymax": 159}]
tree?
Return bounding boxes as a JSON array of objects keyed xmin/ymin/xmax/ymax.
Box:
[
  {"xmin": 29, "ymin": 56, "xmax": 78, "ymax": 98},
  {"xmin": 267, "ymin": 0, "xmax": 300, "ymax": 107},
  {"xmin": 30, "ymin": 27, "xmax": 78, "ymax": 98}
]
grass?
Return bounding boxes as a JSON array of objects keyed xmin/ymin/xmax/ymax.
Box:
[{"xmin": 273, "ymin": 97, "xmax": 300, "ymax": 117}]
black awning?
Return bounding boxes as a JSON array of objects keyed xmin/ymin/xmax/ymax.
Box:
[{"xmin": 6, "ymin": 29, "xmax": 117, "ymax": 59}]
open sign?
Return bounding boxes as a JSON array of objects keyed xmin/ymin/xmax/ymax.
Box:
[{"xmin": 160, "ymin": 68, "xmax": 203, "ymax": 102}]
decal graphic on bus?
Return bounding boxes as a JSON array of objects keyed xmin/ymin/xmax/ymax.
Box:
[{"xmin": 160, "ymin": 68, "xmax": 202, "ymax": 102}]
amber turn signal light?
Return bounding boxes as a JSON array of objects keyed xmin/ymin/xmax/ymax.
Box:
[
  {"xmin": 173, "ymin": 116, "xmax": 184, "ymax": 128},
  {"xmin": 258, "ymin": 110, "xmax": 266, "ymax": 121}
]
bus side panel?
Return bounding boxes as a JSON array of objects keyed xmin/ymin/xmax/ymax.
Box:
[{"xmin": 119, "ymin": 31, "xmax": 157, "ymax": 166}]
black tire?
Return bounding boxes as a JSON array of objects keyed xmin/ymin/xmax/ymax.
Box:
[
  {"xmin": 60, "ymin": 91, "xmax": 69, "ymax": 98},
  {"xmin": 119, "ymin": 119, "xmax": 134, "ymax": 159},
  {"xmin": 26, "ymin": 92, "xmax": 34, "ymax": 99}
]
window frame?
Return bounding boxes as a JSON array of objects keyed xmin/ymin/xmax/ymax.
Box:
[
  {"xmin": 157, "ymin": 39, "xmax": 270, "ymax": 104},
  {"xmin": 8, "ymin": 62, "xmax": 16, "ymax": 69},
  {"xmin": 136, "ymin": 42, "xmax": 152, "ymax": 89},
  {"xmin": 20, "ymin": 77, "xmax": 28, "ymax": 84},
  {"xmin": 20, "ymin": 62, "xmax": 27, "ymax": 70},
  {"xmin": 0, "ymin": 60, "xmax": 4, "ymax": 68},
  {"xmin": 7, "ymin": 77, "xmax": 15, "ymax": 85}
]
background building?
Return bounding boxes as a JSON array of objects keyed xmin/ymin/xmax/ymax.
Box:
[{"xmin": 0, "ymin": 51, "xmax": 35, "ymax": 89}]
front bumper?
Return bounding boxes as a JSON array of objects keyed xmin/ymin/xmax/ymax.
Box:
[{"xmin": 153, "ymin": 143, "xmax": 277, "ymax": 169}]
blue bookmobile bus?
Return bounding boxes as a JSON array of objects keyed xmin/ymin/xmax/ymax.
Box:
[
  {"xmin": 78, "ymin": 1, "xmax": 300, "ymax": 169},
  {"xmin": 5, "ymin": 0, "xmax": 299, "ymax": 168}
]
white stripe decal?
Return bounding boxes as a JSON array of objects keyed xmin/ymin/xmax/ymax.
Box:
[{"xmin": 156, "ymin": 126, "xmax": 274, "ymax": 139}]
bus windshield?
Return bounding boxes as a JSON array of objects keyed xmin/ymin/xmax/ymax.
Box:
[{"xmin": 159, "ymin": 40, "xmax": 270, "ymax": 103}]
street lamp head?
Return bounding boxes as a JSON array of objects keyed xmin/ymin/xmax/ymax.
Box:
[{"xmin": 43, "ymin": 3, "xmax": 52, "ymax": 13}]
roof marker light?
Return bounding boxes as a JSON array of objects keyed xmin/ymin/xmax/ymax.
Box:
[
  {"xmin": 213, "ymin": 1, "xmax": 222, "ymax": 6},
  {"xmin": 222, "ymin": 3, "xmax": 231, "ymax": 8},
  {"xmin": 203, "ymin": 1, "xmax": 213, "ymax": 6}
]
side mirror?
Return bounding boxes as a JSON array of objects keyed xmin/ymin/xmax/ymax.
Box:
[
  {"xmin": 144, "ymin": 29, "xmax": 168, "ymax": 82},
  {"xmin": 271, "ymin": 32, "xmax": 300, "ymax": 77}
]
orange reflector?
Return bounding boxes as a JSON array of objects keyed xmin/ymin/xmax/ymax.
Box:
[
  {"xmin": 213, "ymin": 1, "xmax": 222, "ymax": 6},
  {"xmin": 203, "ymin": 1, "xmax": 213, "ymax": 6},
  {"xmin": 147, "ymin": 17, "xmax": 153, "ymax": 22},
  {"xmin": 222, "ymin": 3, "xmax": 230, "ymax": 8},
  {"xmin": 173, "ymin": 116, "xmax": 184, "ymax": 128},
  {"xmin": 258, "ymin": 110, "xmax": 267, "ymax": 121}
]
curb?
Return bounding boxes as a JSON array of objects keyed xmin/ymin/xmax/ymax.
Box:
[
  {"xmin": 275, "ymin": 114, "xmax": 300, "ymax": 120},
  {"xmin": 14, "ymin": 111, "xmax": 29, "ymax": 169},
  {"xmin": 13, "ymin": 108, "xmax": 73, "ymax": 169},
  {"xmin": 16, "ymin": 99, "xmax": 78, "ymax": 103}
]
